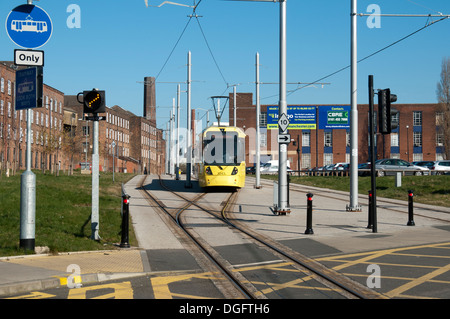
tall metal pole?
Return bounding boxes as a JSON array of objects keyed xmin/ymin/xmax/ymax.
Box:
[
  {"xmin": 233, "ymin": 86, "xmax": 237, "ymax": 127},
  {"xmin": 255, "ymin": 52, "xmax": 261, "ymax": 189},
  {"xmin": 185, "ymin": 51, "xmax": 192, "ymax": 188},
  {"xmin": 176, "ymin": 84, "xmax": 180, "ymax": 180},
  {"xmin": 347, "ymin": 0, "xmax": 361, "ymax": 211},
  {"xmin": 277, "ymin": 0, "xmax": 289, "ymax": 213},
  {"xmin": 368, "ymin": 75, "xmax": 377, "ymax": 232},
  {"xmin": 20, "ymin": 0, "xmax": 36, "ymax": 253},
  {"xmin": 91, "ymin": 119, "xmax": 100, "ymax": 240},
  {"xmin": 20, "ymin": 91, "xmax": 36, "ymax": 251},
  {"xmin": 169, "ymin": 104, "xmax": 173, "ymax": 175}
]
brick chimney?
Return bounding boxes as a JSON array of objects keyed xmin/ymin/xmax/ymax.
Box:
[{"xmin": 143, "ymin": 76, "xmax": 156, "ymax": 123}]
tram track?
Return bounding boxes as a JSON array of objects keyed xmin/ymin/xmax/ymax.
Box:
[
  {"xmin": 138, "ymin": 175, "xmax": 259, "ymax": 299},
  {"xmin": 252, "ymin": 177, "xmax": 450, "ymax": 223},
  {"xmin": 151, "ymin": 175, "xmax": 382, "ymax": 299}
]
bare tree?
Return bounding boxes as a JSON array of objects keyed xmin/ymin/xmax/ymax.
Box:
[{"xmin": 436, "ymin": 57, "xmax": 450, "ymax": 160}]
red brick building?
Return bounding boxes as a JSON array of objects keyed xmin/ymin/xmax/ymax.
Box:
[
  {"xmin": 1, "ymin": 59, "xmax": 166, "ymax": 176},
  {"xmin": 1, "ymin": 61, "xmax": 64, "ymax": 174},
  {"xmin": 229, "ymin": 92, "xmax": 444, "ymax": 170}
]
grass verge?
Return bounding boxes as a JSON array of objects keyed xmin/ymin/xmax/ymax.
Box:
[{"xmin": 0, "ymin": 170, "xmax": 138, "ymax": 257}]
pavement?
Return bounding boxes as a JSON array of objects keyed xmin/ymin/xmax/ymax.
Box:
[{"xmin": 0, "ymin": 174, "xmax": 449, "ymax": 297}]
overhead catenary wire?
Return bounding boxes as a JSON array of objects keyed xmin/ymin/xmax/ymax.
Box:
[{"xmin": 260, "ymin": 15, "xmax": 450, "ymax": 103}]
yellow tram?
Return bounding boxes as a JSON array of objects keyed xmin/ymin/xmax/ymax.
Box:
[{"xmin": 198, "ymin": 126, "xmax": 246, "ymax": 189}]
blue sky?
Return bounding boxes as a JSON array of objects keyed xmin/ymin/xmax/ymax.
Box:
[{"xmin": 1, "ymin": 0, "xmax": 449, "ymax": 130}]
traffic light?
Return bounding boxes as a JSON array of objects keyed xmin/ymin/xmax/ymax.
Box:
[
  {"xmin": 378, "ymin": 88, "xmax": 397, "ymax": 134},
  {"xmin": 79, "ymin": 89, "xmax": 105, "ymax": 114}
]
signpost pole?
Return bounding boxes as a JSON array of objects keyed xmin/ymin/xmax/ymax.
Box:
[
  {"xmin": 91, "ymin": 119, "xmax": 100, "ymax": 240},
  {"xmin": 20, "ymin": 100, "xmax": 36, "ymax": 252},
  {"xmin": 277, "ymin": 0, "xmax": 289, "ymax": 214}
]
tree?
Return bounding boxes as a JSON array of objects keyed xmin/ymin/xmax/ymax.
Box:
[{"xmin": 436, "ymin": 57, "xmax": 450, "ymax": 160}]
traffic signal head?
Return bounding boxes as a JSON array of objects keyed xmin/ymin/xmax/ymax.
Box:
[
  {"xmin": 378, "ymin": 88, "xmax": 397, "ymax": 134},
  {"xmin": 82, "ymin": 89, "xmax": 105, "ymax": 114}
]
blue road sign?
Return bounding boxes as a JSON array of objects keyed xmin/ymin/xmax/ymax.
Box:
[
  {"xmin": 6, "ymin": 4, "xmax": 52, "ymax": 49},
  {"xmin": 15, "ymin": 67, "xmax": 43, "ymax": 110}
]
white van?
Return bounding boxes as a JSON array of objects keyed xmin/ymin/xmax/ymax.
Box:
[{"xmin": 260, "ymin": 160, "xmax": 291, "ymax": 173}]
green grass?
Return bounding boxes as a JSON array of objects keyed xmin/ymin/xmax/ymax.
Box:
[
  {"xmin": 260, "ymin": 174, "xmax": 450, "ymax": 207},
  {"xmin": 0, "ymin": 170, "xmax": 138, "ymax": 257}
]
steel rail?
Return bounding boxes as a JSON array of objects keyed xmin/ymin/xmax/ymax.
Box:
[
  {"xmin": 139, "ymin": 175, "xmax": 257, "ymax": 299},
  {"xmin": 159, "ymin": 179, "xmax": 379, "ymax": 299}
]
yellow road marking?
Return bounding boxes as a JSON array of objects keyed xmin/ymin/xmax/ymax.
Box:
[
  {"xmin": 68, "ymin": 282, "xmax": 133, "ymax": 299},
  {"xmin": 385, "ymin": 263, "xmax": 450, "ymax": 298}
]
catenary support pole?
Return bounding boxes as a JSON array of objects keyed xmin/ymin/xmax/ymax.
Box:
[
  {"xmin": 277, "ymin": 0, "xmax": 289, "ymax": 213},
  {"xmin": 255, "ymin": 52, "xmax": 261, "ymax": 189},
  {"xmin": 347, "ymin": 0, "xmax": 361, "ymax": 212},
  {"xmin": 185, "ymin": 51, "xmax": 192, "ymax": 188},
  {"xmin": 176, "ymin": 84, "xmax": 180, "ymax": 180}
]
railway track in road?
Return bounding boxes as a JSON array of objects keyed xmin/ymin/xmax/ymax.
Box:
[
  {"xmin": 140, "ymin": 175, "xmax": 382, "ymax": 299},
  {"xmin": 253, "ymin": 177, "xmax": 450, "ymax": 223}
]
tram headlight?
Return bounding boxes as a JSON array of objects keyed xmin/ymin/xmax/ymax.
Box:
[
  {"xmin": 206, "ymin": 167, "xmax": 212, "ymax": 175},
  {"xmin": 231, "ymin": 167, "xmax": 238, "ymax": 175}
]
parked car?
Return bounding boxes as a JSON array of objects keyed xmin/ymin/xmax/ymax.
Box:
[
  {"xmin": 412, "ymin": 161, "xmax": 434, "ymax": 169},
  {"xmin": 375, "ymin": 158, "xmax": 429, "ymax": 176},
  {"xmin": 246, "ymin": 166, "xmax": 256, "ymax": 174},
  {"xmin": 332, "ymin": 162, "xmax": 349, "ymax": 170},
  {"xmin": 358, "ymin": 162, "xmax": 371, "ymax": 176},
  {"xmin": 261, "ymin": 160, "xmax": 290, "ymax": 173},
  {"xmin": 431, "ymin": 160, "xmax": 450, "ymax": 175}
]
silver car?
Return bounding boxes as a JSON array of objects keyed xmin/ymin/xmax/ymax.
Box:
[{"xmin": 375, "ymin": 158, "xmax": 429, "ymax": 176}]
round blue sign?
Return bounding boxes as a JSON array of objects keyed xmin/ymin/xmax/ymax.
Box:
[{"xmin": 6, "ymin": 4, "xmax": 52, "ymax": 49}]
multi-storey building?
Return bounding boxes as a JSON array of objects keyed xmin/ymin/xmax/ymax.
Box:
[
  {"xmin": 1, "ymin": 60, "xmax": 166, "ymax": 175},
  {"xmin": 229, "ymin": 92, "xmax": 445, "ymax": 170},
  {"xmin": 1, "ymin": 61, "xmax": 64, "ymax": 174}
]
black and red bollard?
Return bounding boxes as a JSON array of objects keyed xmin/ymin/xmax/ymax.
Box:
[
  {"xmin": 304, "ymin": 193, "xmax": 314, "ymax": 234},
  {"xmin": 407, "ymin": 190, "xmax": 415, "ymax": 226},
  {"xmin": 367, "ymin": 190, "xmax": 373, "ymax": 229},
  {"xmin": 120, "ymin": 194, "xmax": 131, "ymax": 248}
]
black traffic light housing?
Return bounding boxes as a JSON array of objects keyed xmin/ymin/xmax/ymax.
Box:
[
  {"xmin": 377, "ymin": 88, "xmax": 397, "ymax": 134},
  {"xmin": 77, "ymin": 89, "xmax": 105, "ymax": 114}
]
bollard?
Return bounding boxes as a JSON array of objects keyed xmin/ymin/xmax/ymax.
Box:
[
  {"xmin": 407, "ymin": 190, "xmax": 415, "ymax": 226},
  {"xmin": 304, "ymin": 193, "xmax": 314, "ymax": 234},
  {"xmin": 367, "ymin": 190, "xmax": 373, "ymax": 229},
  {"xmin": 120, "ymin": 194, "xmax": 131, "ymax": 248}
]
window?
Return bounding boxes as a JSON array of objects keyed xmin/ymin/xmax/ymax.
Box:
[
  {"xmin": 324, "ymin": 153, "xmax": 333, "ymax": 165},
  {"xmin": 7, "ymin": 80, "xmax": 11, "ymax": 95},
  {"xmin": 391, "ymin": 111, "xmax": 399, "ymax": 128},
  {"xmin": 390, "ymin": 133, "xmax": 399, "ymax": 147},
  {"xmin": 0, "ymin": 100, "xmax": 3, "ymax": 115},
  {"xmin": 83, "ymin": 125, "xmax": 90, "ymax": 136},
  {"xmin": 413, "ymin": 111, "xmax": 422, "ymax": 126},
  {"xmin": 260, "ymin": 132, "xmax": 267, "ymax": 147},
  {"xmin": 7, "ymin": 102, "xmax": 11, "ymax": 118},
  {"xmin": 346, "ymin": 131, "xmax": 350, "ymax": 147},
  {"xmin": 324, "ymin": 131, "xmax": 332, "ymax": 147},
  {"xmin": 301, "ymin": 153, "xmax": 311, "ymax": 169},
  {"xmin": 302, "ymin": 131, "xmax": 310, "ymax": 147},
  {"xmin": 412, "ymin": 153, "xmax": 423, "ymax": 162},
  {"xmin": 436, "ymin": 112, "xmax": 444, "ymax": 126},
  {"xmin": 0, "ymin": 78, "xmax": 4, "ymax": 93},
  {"xmin": 413, "ymin": 131, "xmax": 422, "ymax": 147},
  {"xmin": 82, "ymin": 142, "xmax": 89, "ymax": 154},
  {"xmin": 259, "ymin": 112, "xmax": 267, "ymax": 127},
  {"xmin": 436, "ymin": 132, "xmax": 444, "ymax": 146}
]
